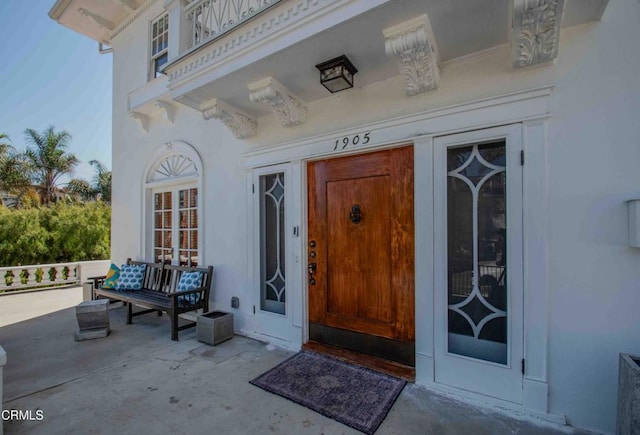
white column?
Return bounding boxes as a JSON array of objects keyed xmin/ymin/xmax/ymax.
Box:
[
  {"xmin": 165, "ymin": 0, "xmax": 189, "ymax": 63},
  {"xmin": 0, "ymin": 345, "xmax": 6, "ymax": 435}
]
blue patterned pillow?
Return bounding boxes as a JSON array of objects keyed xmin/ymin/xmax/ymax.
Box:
[
  {"xmin": 115, "ymin": 264, "xmax": 146, "ymax": 290},
  {"xmin": 177, "ymin": 271, "xmax": 203, "ymax": 304}
]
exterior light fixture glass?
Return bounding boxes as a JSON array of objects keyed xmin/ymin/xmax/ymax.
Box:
[{"xmin": 315, "ymin": 55, "xmax": 358, "ymax": 93}]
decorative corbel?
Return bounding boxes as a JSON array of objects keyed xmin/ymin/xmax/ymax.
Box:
[
  {"xmin": 78, "ymin": 8, "xmax": 115, "ymax": 31},
  {"xmin": 155, "ymin": 101, "xmax": 176, "ymax": 124},
  {"xmin": 248, "ymin": 77, "xmax": 307, "ymax": 127},
  {"xmin": 512, "ymin": 0, "xmax": 565, "ymax": 68},
  {"xmin": 384, "ymin": 15, "xmax": 440, "ymax": 96},
  {"xmin": 129, "ymin": 111, "xmax": 149, "ymax": 133},
  {"xmin": 202, "ymin": 99, "xmax": 257, "ymax": 140}
]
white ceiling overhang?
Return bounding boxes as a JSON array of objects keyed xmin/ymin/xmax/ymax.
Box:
[
  {"xmin": 161, "ymin": 0, "xmax": 608, "ymax": 120},
  {"xmin": 49, "ymin": 0, "xmax": 151, "ymax": 44},
  {"xmin": 50, "ymin": 0, "xmax": 609, "ymax": 137}
]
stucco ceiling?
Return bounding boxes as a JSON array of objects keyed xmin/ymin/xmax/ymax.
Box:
[
  {"xmin": 176, "ymin": 0, "xmax": 607, "ymax": 117},
  {"xmin": 50, "ymin": 0, "xmax": 609, "ymax": 117}
]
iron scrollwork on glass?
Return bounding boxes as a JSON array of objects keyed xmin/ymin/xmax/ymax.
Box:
[
  {"xmin": 447, "ymin": 141, "xmax": 508, "ymax": 364},
  {"xmin": 260, "ymin": 173, "xmax": 286, "ymax": 315}
]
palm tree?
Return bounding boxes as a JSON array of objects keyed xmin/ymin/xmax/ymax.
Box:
[
  {"xmin": 89, "ymin": 159, "xmax": 112, "ymax": 203},
  {"xmin": 66, "ymin": 178, "xmax": 95, "ymax": 202},
  {"xmin": 24, "ymin": 126, "xmax": 79, "ymax": 205},
  {"xmin": 0, "ymin": 133, "xmax": 32, "ymax": 207},
  {"xmin": 0, "ymin": 133, "xmax": 10, "ymax": 155},
  {"xmin": 66, "ymin": 160, "xmax": 112, "ymax": 204}
]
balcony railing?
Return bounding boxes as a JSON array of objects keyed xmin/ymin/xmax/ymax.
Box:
[
  {"xmin": 0, "ymin": 260, "xmax": 110, "ymax": 293},
  {"xmin": 185, "ymin": 0, "xmax": 283, "ymax": 50}
]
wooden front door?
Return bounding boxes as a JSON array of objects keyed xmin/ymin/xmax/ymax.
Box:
[{"xmin": 307, "ymin": 146, "xmax": 415, "ymax": 366}]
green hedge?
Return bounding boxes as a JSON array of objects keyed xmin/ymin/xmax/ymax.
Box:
[{"xmin": 0, "ymin": 203, "xmax": 110, "ymax": 266}]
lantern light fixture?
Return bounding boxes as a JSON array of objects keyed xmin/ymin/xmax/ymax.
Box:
[{"xmin": 315, "ymin": 55, "xmax": 358, "ymax": 93}]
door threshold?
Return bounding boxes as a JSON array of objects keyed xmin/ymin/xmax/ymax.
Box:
[{"xmin": 302, "ymin": 341, "xmax": 415, "ymax": 382}]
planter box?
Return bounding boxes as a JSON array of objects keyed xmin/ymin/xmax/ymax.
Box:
[
  {"xmin": 197, "ymin": 311, "xmax": 233, "ymax": 345},
  {"xmin": 618, "ymin": 353, "xmax": 640, "ymax": 435},
  {"xmin": 75, "ymin": 299, "xmax": 110, "ymax": 341}
]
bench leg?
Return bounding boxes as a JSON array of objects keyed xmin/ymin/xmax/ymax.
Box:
[
  {"xmin": 127, "ymin": 302, "xmax": 133, "ymax": 324},
  {"xmin": 171, "ymin": 310, "xmax": 179, "ymax": 341}
]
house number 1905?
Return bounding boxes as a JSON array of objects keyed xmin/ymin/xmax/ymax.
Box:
[{"xmin": 333, "ymin": 132, "xmax": 371, "ymax": 151}]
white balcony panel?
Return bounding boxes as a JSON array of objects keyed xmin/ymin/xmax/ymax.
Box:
[
  {"xmin": 184, "ymin": 0, "xmax": 284, "ymax": 50},
  {"xmin": 165, "ymin": 0, "xmax": 393, "ymax": 111}
]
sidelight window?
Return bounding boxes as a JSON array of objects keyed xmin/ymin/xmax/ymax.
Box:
[
  {"xmin": 446, "ymin": 141, "xmax": 508, "ymax": 364},
  {"xmin": 259, "ymin": 172, "xmax": 286, "ymax": 315}
]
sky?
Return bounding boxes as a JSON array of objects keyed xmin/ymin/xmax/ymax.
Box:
[{"xmin": 0, "ymin": 0, "xmax": 112, "ymax": 182}]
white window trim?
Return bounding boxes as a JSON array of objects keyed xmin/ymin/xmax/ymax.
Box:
[
  {"xmin": 149, "ymin": 12, "xmax": 169, "ymax": 81},
  {"xmin": 142, "ymin": 141, "xmax": 204, "ymax": 265}
]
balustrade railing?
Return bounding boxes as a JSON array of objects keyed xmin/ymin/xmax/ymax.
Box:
[
  {"xmin": 0, "ymin": 260, "xmax": 109, "ymax": 293},
  {"xmin": 185, "ymin": 0, "xmax": 283, "ymax": 50}
]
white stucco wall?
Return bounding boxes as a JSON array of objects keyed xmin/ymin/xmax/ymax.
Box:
[
  {"xmin": 544, "ymin": 1, "xmax": 640, "ymax": 430},
  {"xmin": 108, "ymin": 1, "xmax": 640, "ymax": 432}
]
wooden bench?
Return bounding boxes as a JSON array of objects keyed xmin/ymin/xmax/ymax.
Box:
[{"xmin": 95, "ymin": 259, "xmax": 213, "ymax": 341}]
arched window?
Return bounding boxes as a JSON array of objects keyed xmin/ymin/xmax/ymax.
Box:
[{"xmin": 144, "ymin": 141, "xmax": 203, "ymax": 266}]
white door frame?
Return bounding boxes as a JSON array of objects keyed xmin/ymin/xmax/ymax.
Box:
[
  {"xmin": 249, "ymin": 163, "xmax": 298, "ymax": 346},
  {"xmin": 243, "ymin": 88, "xmax": 554, "ymax": 419},
  {"xmin": 433, "ymin": 124, "xmax": 524, "ymax": 403}
]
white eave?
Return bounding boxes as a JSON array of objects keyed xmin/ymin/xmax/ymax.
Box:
[{"xmin": 48, "ymin": 0, "xmax": 152, "ymax": 45}]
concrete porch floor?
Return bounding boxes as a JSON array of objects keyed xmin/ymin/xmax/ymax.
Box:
[{"xmin": 0, "ymin": 288, "xmax": 593, "ymax": 434}]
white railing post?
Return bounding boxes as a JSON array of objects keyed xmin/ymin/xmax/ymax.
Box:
[
  {"xmin": 26, "ymin": 267, "xmax": 38, "ymax": 287},
  {"xmin": 184, "ymin": 0, "xmax": 283, "ymax": 52}
]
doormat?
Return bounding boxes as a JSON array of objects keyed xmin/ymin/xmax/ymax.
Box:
[{"xmin": 249, "ymin": 351, "xmax": 406, "ymax": 434}]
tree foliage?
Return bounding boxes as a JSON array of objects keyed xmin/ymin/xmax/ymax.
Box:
[
  {"xmin": 23, "ymin": 126, "xmax": 79, "ymax": 205},
  {"xmin": 66, "ymin": 178, "xmax": 94, "ymax": 202},
  {"xmin": 0, "ymin": 203, "xmax": 111, "ymax": 266},
  {"xmin": 90, "ymin": 159, "xmax": 112, "ymax": 203},
  {"xmin": 67, "ymin": 160, "xmax": 112, "ymax": 204},
  {"xmin": 0, "ymin": 127, "xmax": 111, "ymax": 208},
  {"xmin": 0, "ymin": 134, "xmax": 33, "ymax": 203},
  {"xmin": 0, "ymin": 207, "xmax": 49, "ymax": 265}
]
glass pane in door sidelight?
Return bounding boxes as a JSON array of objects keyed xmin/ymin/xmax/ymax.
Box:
[
  {"xmin": 259, "ymin": 173, "xmax": 286, "ymax": 315},
  {"xmin": 178, "ymin": 188, "xmax": 198, "ymax": 266},
  {"xmin": 154, "ymin": 192, "xmax": 173, "ymax": 264},
  {"xmin": 447, "ymin": 141, "xmax": 507, "ymax": 364}
]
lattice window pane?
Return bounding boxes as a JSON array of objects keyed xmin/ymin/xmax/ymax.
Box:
[
  {"xmin": 179, "ymin": 211, "xmax": 188, "ymax": 229},
  {"xmin": 150, "ymin": 13, "xmax": 169, "ymax": 80},
  {"xmin": 163, "ymin": 192, "xmax": 172, "ymax": 209},
  {"xmin": 151, "ymin": 184, "xmax": 198, "ymax": 266},
  {"xmin": 446, "ymin": 142, "xmax": 507, "ymax": 365},
  {"xmin": 259, "ymin": 172, "xmax": 286, "ymax": 315}
]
